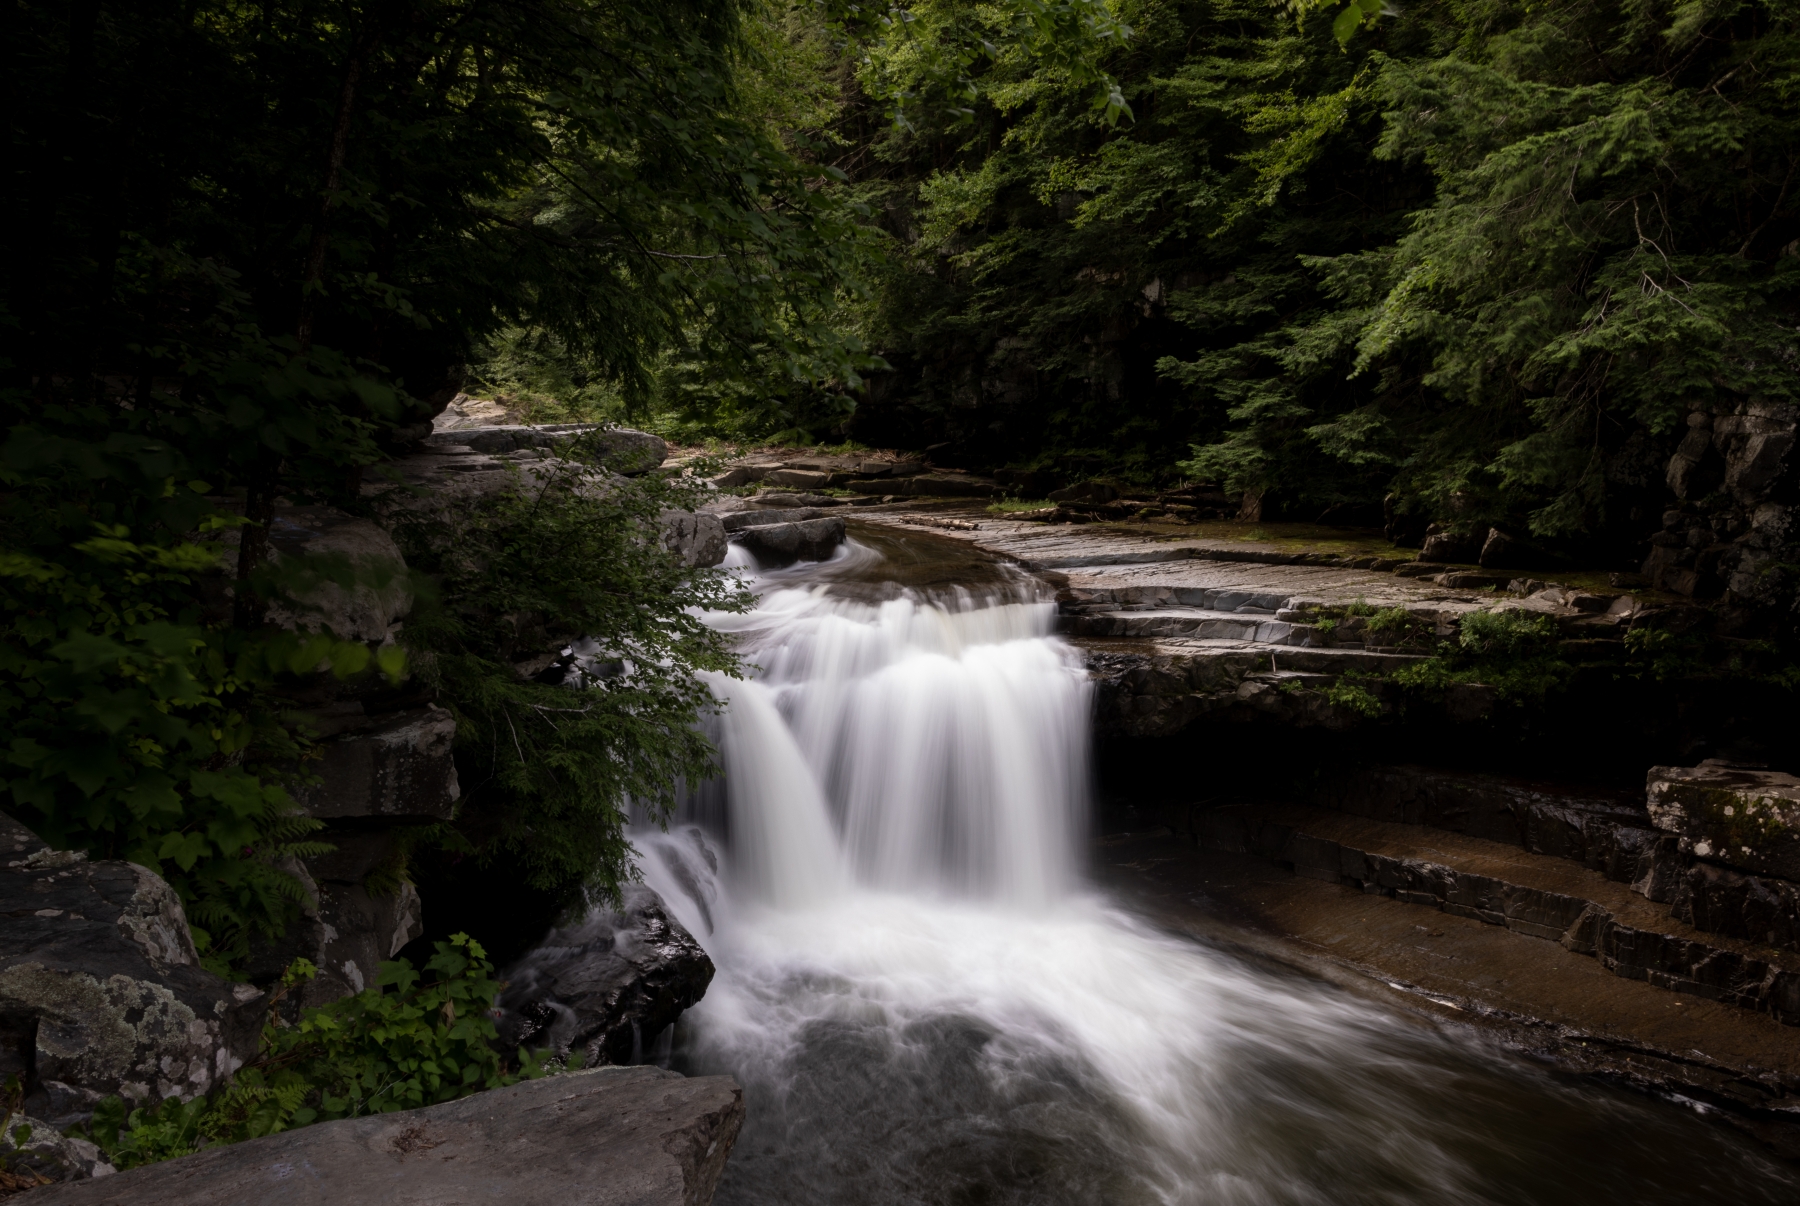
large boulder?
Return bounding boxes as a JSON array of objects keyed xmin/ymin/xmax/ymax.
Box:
[
  {"xmin": 730, "ymin": 516, "xmax": 846, "ymax": 567},
  {"xmin": 25, "ymin": 1065, "xmax": 745, "ymax": 1206},
  {"xmin": 0, "ymin": 815, "xmax": 264, "ymax": 1128},
  {"xmin": 210, "ymin": 505, "xmax": 413, "ymax": 643},
  {"xmin": 496, "ymin": 885, "xmax": 714, "ymax": 1067},
  {"xmin": 1647, "ymin": 761, "xmax": 1800, "ymax": 881}
]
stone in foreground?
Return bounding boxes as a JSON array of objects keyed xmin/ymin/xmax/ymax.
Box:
[
  {"xmin": 28, "ymin": 1065, "xmax": 745, "ymax": 1206},
  {"xmin": 0, "ymin": 814, "xmax": 263, "ymax": 1129}
]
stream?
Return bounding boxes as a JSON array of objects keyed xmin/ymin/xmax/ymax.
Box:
[{"xmin": 633, "ymin": 528, "xmax": 1798, "ymax": 1205}]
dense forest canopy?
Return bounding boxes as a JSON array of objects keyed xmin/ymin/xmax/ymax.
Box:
[{"xmin": 813, "ymin": 0, "xmax": 1800, "ymax": 561}]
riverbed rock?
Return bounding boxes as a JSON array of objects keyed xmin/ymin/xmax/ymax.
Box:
[
  {"xmin": 730, "ymin": 516, "xmax": 846, "ymax": 566},
  {"xmin": 719, "ymin": 506, "xmax": 841, "ymax": 531},
  {"xmin": 1647, "ymin": 762, "xmax": 1800, "ymax": 881},
  {"xmin": 0, "ymin": 814, "xmax": 264, "ymax": 1128},
  {"xmin": 25, "ymin": 1064, "xmax": 745, "ymax": 1206},
  {"xmin": 660, "ymin": 509, "xmax": 729, "ymax": 568},
  {"xmin": 496, "ymin": 885, "xmax": 714, "ymax": 1067},
  {"xmin": 764, "ymin": 468, "xmax": 830, "ymax": 489}
]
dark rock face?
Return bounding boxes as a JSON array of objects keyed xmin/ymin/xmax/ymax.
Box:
[
  {"xmin": 0, "ymin": 815, "xmax": 264, "ymax": 1128},
  {"xmin": 1645, "ymin": 399, "xmax": 1797, "ymax": 602},
  {"xmin": 291, "ymin": 705, "xmax": 460, "ymax": 824},
  {"xmin": 26, "ymin": 1065, "xmax": 745, "ymax": 1206},
  {"xmin": 496, "ymin": 885, "xmax": 714, "ymax": 1067},
  {"xmin": 1419, "ymin": 525, "xmax": 1481, "ymax": 563},
  {"xmin": 730, "ymin": 516, "xmax": 847, "ymax": 567},
  {"xmin": 1674, "ymin": 860, "xmax": 1800, "ymax": 953},
  {"xmin": 1310, "ymin": 764, "xmax": 1655, "ymax": 877}
]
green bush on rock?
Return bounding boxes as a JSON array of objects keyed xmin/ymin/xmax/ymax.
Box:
[{"xmin": 78, "ymin": 934, "xmax": 560, "ymax": 1171}]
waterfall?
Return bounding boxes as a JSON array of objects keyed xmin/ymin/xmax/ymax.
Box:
[
  {"xmin": 694, "ymin": 549, "xmax": 1087, "ymax": 904},
  {"xmin": 626, "ymin": 534, "xmax": 1796, "ymax": 1206}
]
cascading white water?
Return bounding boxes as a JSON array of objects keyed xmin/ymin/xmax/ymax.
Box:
[
  {"xmin": 631, "ymin": 534, "xmax": 1796, "ymax": 1206},
  {"xmin": 696, "ymin": 548, "xmax": 1086, "ymax": 904}
]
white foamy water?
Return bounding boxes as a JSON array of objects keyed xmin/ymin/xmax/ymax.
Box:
[{"xmin": 630, "ymin": 535, "xmax": 1795, "ymax": 1206}]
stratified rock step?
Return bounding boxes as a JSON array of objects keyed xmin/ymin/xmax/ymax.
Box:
[
  {"xmin": 1204, "ymin": 804, "xmax": 1800, "ymax": 1024},
  {"xmin": 1097, "ymin": 833, "xmax": 1800, "ymax": 1155},
  {"xmin": 29, "ymin": 1065, "xmax": 744, "ymax": 1206}
]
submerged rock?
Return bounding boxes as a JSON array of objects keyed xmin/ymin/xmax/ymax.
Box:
[
  {"xmin": 496, "ymin": 885, "xmax": 713, "ymax": 1067},
  {"xmin": 0, "ymin": 815, "xmax": 264, "ymax": 1128},
  {"xmin": 25, "ymin": 1065, "xmax": 745, "ymax": 1206}
]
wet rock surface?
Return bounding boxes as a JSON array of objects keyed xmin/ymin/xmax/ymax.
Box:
[
  {"xmin": 729, "ymin": 516, "xmax": 847, "ymax": 567},
  {"xmin": 25, "ymin": 1065, "xmax": 745, "ymax": 1206},
  {"xmin": 496, "ymin": 885, "xmax": 714, "ymax": 1067},
  {"xmin": 1098, "ymin": 829, "xmax": 1800, "ymax": 1159},
  {"xmin": 0, "ymin": 815, "xmax": 263, "ymax": 1129},
  {"xmin": 1198, "ymin": 803, "xmax": 1800, "ymax": 1024}
]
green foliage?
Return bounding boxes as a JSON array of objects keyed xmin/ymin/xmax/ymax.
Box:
[
  {"xmin": 257, "ymin": 935, "xmax": 544, "ymax": 1121},
  {"xmin": 1392, "ymin": 609, "xmax": 1572, "ymax": 703},
  {"xmin": 391, "ymin": 451, "xmax": 747, "ymax": 906},
  {"xmin": 79, "ymin": 935, "xmax": 557, "ymax": 1171},
  {"xmin": 801, "ymin": 0, "xmax": 1799, "ymax": 564},
  {"xmin": 1322, "ymin": 676, "xmax": 1382, "ymax": 716},
  {"xmin": 1457, "ymin": 610, "xmax": 1558, "ymax": 660},
  {"xmin": 0, "ymin": 485, "xmax": 400, "ymax": 969}
]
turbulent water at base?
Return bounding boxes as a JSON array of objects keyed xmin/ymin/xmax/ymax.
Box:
[{"xmin": 633, "ymin": 531, "xmax": 1797, "ymax": 1206}]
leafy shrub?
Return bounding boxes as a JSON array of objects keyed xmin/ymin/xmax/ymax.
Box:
[
  {"xmin": 1391, "ymin": 608, "xmax": 1571, "ymax": 703},
  {"xmin": 1457, "ymin": 610, "xmax": 1558, "ymax": 659},
  {"xmin": 1323, "ymin": 679, "xmax": 1383, "ymax": 717},
  {"xmin": 79, "ymin": 934, "xmax": 554, "ymax": 1170}
]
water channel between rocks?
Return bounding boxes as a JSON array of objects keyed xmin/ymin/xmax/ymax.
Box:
[{"xmin": 629, "ymin": 526, "xmax": 1797, "ymax": 1206}]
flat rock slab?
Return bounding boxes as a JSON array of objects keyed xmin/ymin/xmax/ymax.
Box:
[{"xmin": 30, "ymin": 1065, "xmax": 745, "ymax": 1206}]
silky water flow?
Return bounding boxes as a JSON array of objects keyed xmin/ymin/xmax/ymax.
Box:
[{"xmin": 626, "ymin": 531, "xmax": 1797, "ymax": 1206}]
